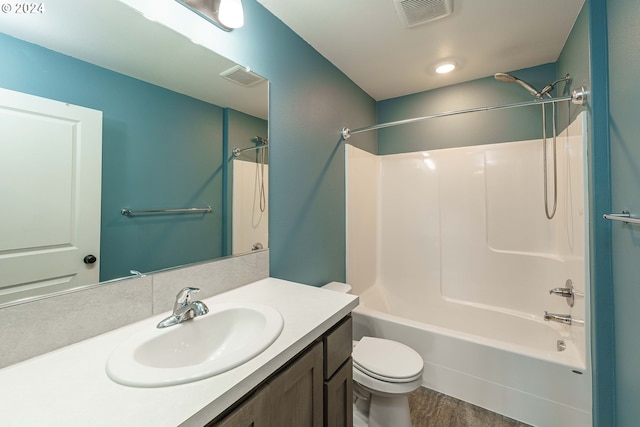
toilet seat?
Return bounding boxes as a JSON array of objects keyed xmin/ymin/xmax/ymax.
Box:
[
  {"xmin": 353, "ymin": 366, "xmax": 423, "ymax": 395},
  {"xmin": 353, "ymin": 361, "xmax": 423, "ymax": 383},
  {"xmin": 352, "ymin": 337, "xmax": 424, "ymax": 383}
]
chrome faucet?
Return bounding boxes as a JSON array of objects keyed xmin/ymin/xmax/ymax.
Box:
[
  {"xmin": 543, "ymin": 311, "xmax": 584, "ymax": 326},
  {"xmin": 157, "ymin": 287, "xmax": 209, "ymax": 328}
]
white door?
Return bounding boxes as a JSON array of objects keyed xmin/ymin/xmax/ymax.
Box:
[{"xmin": 0, "ymin": 88, "xmax": 102, "ymax": 304}]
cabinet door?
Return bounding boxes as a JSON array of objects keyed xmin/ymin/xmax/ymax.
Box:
[
  {"xmin": 323, "ymin": 317, "xmax": 352, "ymax": 379},
  {"xmin": 212, "ymin": 385, "xmax": 270, "ymax": 427},
  {"xmin": 324, "ymin": 358, "xmax": 353, "ymax": 427},
  {"xmin": 269, "ymin": 342, "xmax": 323, "ymax": 427}
]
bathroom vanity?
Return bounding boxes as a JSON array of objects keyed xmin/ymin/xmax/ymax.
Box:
[
  {"xmin": 212, "ymin": 316, "xmax": 353, "ymax": 426},
  {"xmin": 0, "ymin": 278, "xmax": 358, "ymax": 426}
]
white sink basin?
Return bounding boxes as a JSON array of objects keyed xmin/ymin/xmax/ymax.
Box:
[{"xmin": 106, "ymin": 302, "xmax": 284, "ymax": 387}]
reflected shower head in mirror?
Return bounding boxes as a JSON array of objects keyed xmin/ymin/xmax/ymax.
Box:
[
  {"xmin": 494, "ymin": 72, "xmax": 542, "ymax": 99},
  {"xmin": 252, "ymin": 136, "xmax": 268, "ymax": 145}
]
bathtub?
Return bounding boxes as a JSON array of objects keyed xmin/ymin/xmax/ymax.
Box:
[{"xmin": 351, "ymin": 286, "xmax": 591, "ymax": 426}]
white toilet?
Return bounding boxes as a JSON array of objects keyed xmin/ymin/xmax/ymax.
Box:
[
  {"xmin": 352, "ymin": 336, "xmax": 424, "ymax": 427},
  {"xmin": 322, "ymin": 282, "xmax": 424, "ymax": 427}
]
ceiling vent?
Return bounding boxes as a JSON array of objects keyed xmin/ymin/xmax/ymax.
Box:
[
  {"xmin": 393, "ymin": 0, "xmax": 453, "ymax": 28},
  {"xmin": 219, "ymin": 65, "xmax": 265, "ymax": 87}
]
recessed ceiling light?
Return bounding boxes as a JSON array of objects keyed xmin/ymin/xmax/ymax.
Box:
[{"xmin": 435, "ymin": 62, "xmax": 456, "ymax": 74}]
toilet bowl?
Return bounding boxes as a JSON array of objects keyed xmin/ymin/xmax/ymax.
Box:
[{"xmin": 352, "ymin": 337, "xmax": 424, "ymax": 427}]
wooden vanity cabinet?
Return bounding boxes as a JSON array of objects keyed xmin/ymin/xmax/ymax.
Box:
[
  {"xmin": 213, "ymin": 385, "xmax": 270, "ymax": 427},
  {"xmin": 209, "ymin": 316, "xmax": 352, "ymax": 427}
]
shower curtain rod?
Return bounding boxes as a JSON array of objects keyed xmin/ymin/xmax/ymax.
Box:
[
  {"xmin": 340, "ymin": 87, "xmax": 587, "ymax": 139},
  {"xmin": 232, "ymin": 144, "xmax": 269, "ymax": 157}
]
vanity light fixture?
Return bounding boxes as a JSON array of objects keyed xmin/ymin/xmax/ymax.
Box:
[
  {"xmin": 435, "ymin": 62, "xmax": 456, "ymax": 74},
  {"xmin": 176, "ymin": 0, "xmax": 244, "ymax": 31},
  {"xmin": 218, "ymin": 0, "xmax": 244, "ymax": 28}
]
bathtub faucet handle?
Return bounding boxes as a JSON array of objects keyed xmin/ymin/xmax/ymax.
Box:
[
  {"xmin": 544, "ymin": 311, "xmax": 584, "ymax": 326},
  {"xmin": 549, "ymin": 288, "xmax": 573, "ymax": 297},
  {"xmin": 549, "ymin": 279, "xmax": 574, "ymax": 307}
]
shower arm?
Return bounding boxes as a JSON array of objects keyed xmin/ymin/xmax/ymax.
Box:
[{"xmin": 341, "ymin": 88, "xmax": 587, "ymax": 139}]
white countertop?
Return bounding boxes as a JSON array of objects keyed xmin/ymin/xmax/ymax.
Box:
[{"xmin": 0, "ymin": 278, "xmax": 358, "ymax": 426}]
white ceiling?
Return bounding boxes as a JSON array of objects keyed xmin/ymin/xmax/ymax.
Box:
[
  {"xmin": 257, "ymin": 0, "xmax": 586, "ymax": 101},
  {"xmin": 0, "ymin": 0, "xmax": 268, "ymax": 119}
]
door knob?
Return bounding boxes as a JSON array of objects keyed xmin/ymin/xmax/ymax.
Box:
[{"xmin": 83, "ymin": 254, "xmax": 97, "ymax": 264}]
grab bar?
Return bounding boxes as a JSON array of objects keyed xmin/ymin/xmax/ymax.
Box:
[
  {"xmin": 121, "ymin": 206, "xmax": 212, "ymax": 216},
  {"xmin": 603, "ymin": 211, "xmax": 640, "ymax": 225}
]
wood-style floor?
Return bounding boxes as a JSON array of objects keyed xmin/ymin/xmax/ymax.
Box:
[{"xmin": 408, "ymin": 387, "xmax": 532, "ymax": 427}]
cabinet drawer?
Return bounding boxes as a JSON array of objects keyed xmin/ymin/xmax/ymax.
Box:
[{"xmin": 323, "ymin": 316, "xmax": 352, "ymax": 379}]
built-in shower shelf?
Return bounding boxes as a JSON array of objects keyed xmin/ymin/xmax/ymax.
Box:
[{"xmin": 603, "ymin": 211, "xmax": 640, "ymax": 225}]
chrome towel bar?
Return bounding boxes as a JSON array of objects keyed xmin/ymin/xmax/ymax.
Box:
[
  {"xmin": 603, "ymin": 211, "xmax": 640, "ymax": 225},
  {"xmin": 121, "ymin": 206, "xmax": 212, "ymax": 216}
]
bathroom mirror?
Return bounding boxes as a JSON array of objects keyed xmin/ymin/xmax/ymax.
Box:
[{"xmin": 0, "ymin": 0, "xmax": 268, "ymax": 304}]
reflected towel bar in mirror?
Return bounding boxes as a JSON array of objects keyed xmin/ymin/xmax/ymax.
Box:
[
  {"xmin": 603, "ymin": 211, "xmax": 640, "ymax": 225},
  {"xmin": 121, "ymin": 206, "xmax": 213, "ymax": 216}
]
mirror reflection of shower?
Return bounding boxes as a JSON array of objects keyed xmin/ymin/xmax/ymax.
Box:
[
  {"xmin": 232, "ymin": 136, "xmax": 269, "ymax": 255},
  {"xmin": 251, "ymin": 136, "xmax": 268, "ymax": 213},
  {"xmin": 494, "ymin": 72, "xmax": 570, "ymax": 219}
]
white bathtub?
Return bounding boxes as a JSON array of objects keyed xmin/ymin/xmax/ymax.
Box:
[{"xmin": 351, "ymin": 286, "xmax": 591, "ymax": 426}]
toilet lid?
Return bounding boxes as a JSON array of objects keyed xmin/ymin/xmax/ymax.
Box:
[{"xmin": 352, "ymin": 337, "xmax": 423, "ymax": 381}]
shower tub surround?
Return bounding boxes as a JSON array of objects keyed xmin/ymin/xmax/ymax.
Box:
[
  {"xmin": 232, "ymin": 159, "xmax": 269, "ymax": 254},
  {"xmin": 346, "ymin": 112, "xmax": 590, "ymax": 426}
]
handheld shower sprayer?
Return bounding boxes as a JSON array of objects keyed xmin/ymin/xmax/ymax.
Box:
[
  {"xmin": 494, "ymin": 72, "xmax": 571, "ymax": 99},
  {"xmin": 493, "ymin": 71, "xmax": 572, "ymax": 221},
  {"xmin": 493, "ymin": 72, "xmax": 542, "ymax": 98}
]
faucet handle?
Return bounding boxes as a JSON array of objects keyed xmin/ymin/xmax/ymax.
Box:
[
  {"xmin": 549, "ymin": 287, "xmax": 573, "ymax": 297},
  {"xmin": 549, "ymin": 279, "xmax": 575, "ymax": 307},
  {"xmin": 175, "ymin": 287, "xmax": 200, "ymax": 305}
]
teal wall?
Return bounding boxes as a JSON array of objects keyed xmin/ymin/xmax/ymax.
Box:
[
  {"xmin": 605, "ymin": 0, "xmax": 640, "ymax": 424},
  {"xmin": 0, "ymin": 32, "xmax": 226, "ymax": 281},
  {"xmin": 376, "ymin": 63, "xmax": 556, "ymax": 154},
  {"xmin": 557, "ymin": 4, "xmax": 591, "ymax": 128},
  {"xmin": 561, "ymin": 3, "xmax": 617, "ymax": 425},
  {"xmin": 200, "ymin": 0, "xmax": 377, "ymax": 286},
  {"xmin": 223, "ymin": 109, "xmax": 268, "ymax": 255}
]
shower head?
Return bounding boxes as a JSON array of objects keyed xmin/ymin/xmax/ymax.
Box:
[
  {"xmin": 252, "ymin": 136, "xmax": 268, "ymax": 145},
  {"xmin": 493, "ymin": 72, "xmax": 517, "ymax": 83},
  {"xmin": 494, "ymin": 72, "xmax": 542, "ymax": 99}
]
